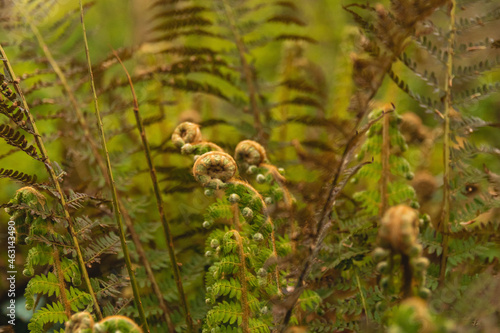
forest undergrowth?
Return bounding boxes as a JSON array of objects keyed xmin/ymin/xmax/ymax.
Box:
[{"xmin": 0, "ymin": 0, "xmax": 500, "ymax": 332}]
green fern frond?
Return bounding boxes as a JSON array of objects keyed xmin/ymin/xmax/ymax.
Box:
[
  {"xmin": 25, "ymin": 272, "xmax": 60, "ymax": 308},
  {"xmin": 28, "ymin": 301, "xmax": 68, "ymax": 333}
]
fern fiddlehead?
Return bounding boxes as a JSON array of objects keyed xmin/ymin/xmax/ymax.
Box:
[
  {"xmin": 173, "ymin": 125, "xmax": 285, "ymax": 332},
  {"xmin": 65, "ymin": 312, "xmax": 142, "ymax": 333},
  {"xmin": 172, "ymin": 121, "xmax": 203, "ymax": 148},
  {"xmin": 374, "ymin": 205, "xmax": 430, "ymax": 299},
  {"xmin": 193, "ymin": 151, "xmax": 238, "ymax": 189}
]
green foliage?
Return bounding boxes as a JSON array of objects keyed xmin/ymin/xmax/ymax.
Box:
[{"xmin": 1, "ymin": 0, "xmax": 499, "ymax": 332}]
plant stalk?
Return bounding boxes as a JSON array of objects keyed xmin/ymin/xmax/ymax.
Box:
[
  {"xmin": 79, "ymin": 3, "xmax": 149, "ymax": 331},
  {"xmin": 113, "ymin": 51, "xmax": 193, "ymax": 332},
  {"xmin": 380, "ymin": 108, "xmax": 390, "ymax": 216},
  {"xmin": 439, "ymin": 0, "xmax": 456, "ymax": 286},
  {"xmin": 52, "ymin": 246, "xmax": 71, "ymax": 317}
]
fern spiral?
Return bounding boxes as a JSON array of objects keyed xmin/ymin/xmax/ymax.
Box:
[
  {"xmin": 193, "ymin": 151, "xmax": 237, "ymax": 188},
  {"xmin": 234, "ymin": 140, "xmax": 268, "ymax": 171},
  {"xmin": 171, "ymin": 121, "xmax": 203, "ymax": 148},
  {"xmin": 65, "ymin": 312, "xmax": 142, "ymax": 333}
]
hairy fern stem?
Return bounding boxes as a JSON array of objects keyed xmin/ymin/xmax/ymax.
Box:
[{"xmin": 439, "ymin": 0, "xmax": 456, "ymax": 286}]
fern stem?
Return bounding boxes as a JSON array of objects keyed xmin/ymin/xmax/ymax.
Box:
[
  {"xmin": 380, "ymin": 108, "xmax": 390, "ymax": 216},
  {"xmin": 220, "ymin": 0, "xmax": 265, "ymax": 143},
  {"xmin": 228, "ymin": 180, "xmax": 281, "ymax": 295},
  {"xmin": 231, "ymin": 202, "xmax": 242, "ymax": 231},
  {"xmin": 0, "ymin": 44, "xmax": 103, "ymax": 320},
  {"xmin": 78, "ymin": 3, "xmax": 149, "ymax": 331},
  {"xmin": 113, "ymin": 51, "xmax": 194, "ymax": 332},
  {"xmin": 439, "ymin": 0, "xmax": 456, "ymax": 286},
  {"xmin": 233, "ymin": 230, "xmax": 250, "ymax": 333},
  {"xmin": 52, "ymin": 247, "xmax": 71, "ymax": 318},
  {"xmin": 354, "ymin": 272, "xmax": 368, "ymax": 323}
]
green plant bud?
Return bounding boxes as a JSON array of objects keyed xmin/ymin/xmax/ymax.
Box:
[
  {"xmin": 23, "ymin": 268, "xmax": 34, "ymax": 277},
  {"xmin": 264, "ymin": 197, "xmax": 273, "ymax": 205},
  {"xmin": 421, "ymin": 214, "xmax": 431, "ymax": 224},
  {"xmin": 373, "ymin": 247, "xmax": 389, "ymax": 262},
  {"xmin": 278, "ymin": 168, "xmax": 285, "ymax": 174},
  {"xmin": 412, "ymin": 257, "xmax": 429, "ymax": 271},
  {"xmin": 205, "ymin": 251, "xmax": 212, "ymax": 257},
  {"xmin": 210, "ymin": 239, "xmax": 220, "ymax": 248},
  {"xmin": 375, "ymin": 301, "xmax": 387, "ymax": 312},
  {"xmin": 410, "ymin": 201, "xmax": 420, "ymax": 209},
  {"xmin": 260, "ymin": 306, "xmax": 269, "ymax": 314},
  {"xmin": 202, "ymin": 220, "xmax": 213, "ymax": 229},
  {"xmin": 247, "ymin": 165, "xmax": 257, "ymax": 174},
  {"xmin": 205, "ymin": 298, "xmax": 211, "ymax": 305},
  {"xmin": 181, "ymin": 143, "xmax": 194, "ymax": 154},
  {"xmin": 350, "ymin": 177, "xmax": 358, "ymax": 184},
  {"xmin": 253, "ymin": 233, "xmax": 264, "ymax": 241},
  {"xmin": 376, "ymin": 261, "xmax": 389, "ymax": 274},
  {"xmin": 206, "ymin": 286, "xmax": 212, "ymax": 293},
  {"xmin": 242, "ymin": 207, "xmax": 253, "ymax": 220},
  {"xmin": 258, "ymin": 268, "xmax": 267, "ymax": 277},
  {"xmin": 256, "ymin": 174, "xmax": 266, "ymax": 184},
  {"xmin": 380, "ymin": 277, "xmax": 390, "ymax": 290},
  {"xmin": 418, "ymin": 287, "xmax": 431, "ymax": 299},
  {"xmin": 173, "ymin": 138, "xmax": 185, "ymax": 149},
  {"xmin": 204, "ymin": 189, "xmax": 214, "ymax": 197},
  {"xmin": 409, "ymin": 244, "xmax": 423, "ymax": 257},
  {"xmin": 228, "ymin": 193, "xmax": 240, "ymax": 203},
  {"xmin": 406, "ymin": 172, "xmax": 415, "ymax": 180},
  {"xmin": 206, "ymin": 179, "xmax": 226, "ymax": 189}
]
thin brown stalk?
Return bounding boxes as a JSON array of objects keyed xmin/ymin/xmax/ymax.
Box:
[
  {"xmin": 52, "ymin": 247, "xmax": 71, "ymax": 317},
  {"xmin": 113, "ymin": 51, "xmax": 194, "ymax": 332},
  {"xmin": 0, "ymin": 44, "xmax": 103, "ymax": 320},
  {"xmin": 439, "ymin": 0, "xmax": 456, "ymax": 286},
  {"xmin": 380, "ymin": 108, "xmax": 391, "ymax": 216},
  {"xmin": 78, "ymin": 3, "xmax": 149, "ymax": 331}
]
